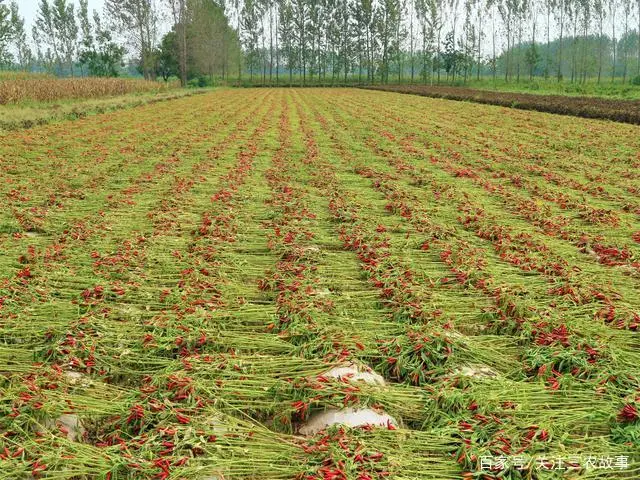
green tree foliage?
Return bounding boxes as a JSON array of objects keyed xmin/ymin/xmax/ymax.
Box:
[
  {"xmin": 0, "ymin": 0, "xmax": 12, "ymax": 67},
  {"xmin": 189, "ymin": 0, "xmax": 239, "ymax": 82},
  {"xmin": 155, "ymin": 30, "xmax": 179, "ymax": 81},
  {"xmin": 31, "ymin": 0, "xmax": 78, "ymax": 75},
  {"xmin": 34, "ymin": 0, "xmax": 59, "ymax": 73},
  {"xmin": 78, "ymin": 10, "xmax": 125, "ymax": 76},
  {"xmin": 278, "ymin": 0, "xmax": 296, "ymax": 81},
  {"xmin": 525, "ymin": 41, "xmax": 541, "ymax": 78},
  {"xmin": 155, "ymin": 0, "xmax": 240, "ymax": 84},
  {"xmin": 242, "ymin": 0, "xmax": 263, "ymax": 80},
  {"xmin": 52, "ymin": 0, "xmax": 78, "ymax": 74}
]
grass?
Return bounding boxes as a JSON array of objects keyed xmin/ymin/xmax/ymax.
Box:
[{"xmin": 0, "ymin": 88, "xmax": 638, "ymax": 479}]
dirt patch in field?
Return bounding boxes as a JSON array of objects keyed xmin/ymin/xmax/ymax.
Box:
[{"xmin": 363, "ymin": 85, "xmax": 640, "ymax": 125}]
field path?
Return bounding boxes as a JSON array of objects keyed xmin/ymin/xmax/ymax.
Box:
[{"xmin": 1, "ymin": 89, "xmax": 638, "ymax": 479}]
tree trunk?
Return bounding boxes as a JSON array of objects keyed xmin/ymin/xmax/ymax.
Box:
[
  {"xmin": 571, "ymin": 15, "xmax": 578, "ymax": 83},
  {"xmin": 476, "ymin": 7, "xmax": 483, "ymax": 81},
  {"xmin": 436, "ymin": 28, "xmax": 441, "ymax": 83},
  {"xmin": 275, "ymin": 8, "xmax": 279, "ymax": 85},
  {"xmin": 637, "ymin": 1, "xmax": 640, "ymax": 76},
  {"xmin": 546, "ymin": 4, "xmax": 550, "ymax": 78},
  {"xmin": 409, "ymin": 2, "xmax": 414, "ymax": 82},
  {"xmin": 611, "ymin": 5, "xmax": 616, "ymax": 83},
  {"xmin": 181, "ymin": 25, "xmax": 187, "ymax": 86},
  {"xmin": 598, "ymin": 20, "xmax": 603, "ymax": 83},
  {"xmin": 557, "ymin": 7, "xmax": 564, "ymax": 82},
  {"xmin": 622, "ymin": 9, "xmax": 628, "ymax": 83},
  {"xmin": 269, "ymin": 6, "xmax": 274, "ymax": 84}
]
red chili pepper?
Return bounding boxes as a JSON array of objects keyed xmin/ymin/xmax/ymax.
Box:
[
  {"xmin": 176, "ymin": 413, "xmax": 190, "ymax": 424},
  {"xmin": 173, "ymin": 457, "xmax": 189, "ymax": 466},
  {"xmin": 126, "ymin": 404, "xmax": 144, "ymax": 424},
  {"xmin": 619, "ymin": 404, "xmax": 639, "ymax": 423}
]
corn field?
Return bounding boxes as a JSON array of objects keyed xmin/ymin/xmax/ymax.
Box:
[{"xmin": 0, "ymin": 77, "xmax": 175, "ymax": 105}]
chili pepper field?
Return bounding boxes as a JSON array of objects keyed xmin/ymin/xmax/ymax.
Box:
[{"xmin": 1, "ymin": 88, "xmax": 639, "ymax": 479}]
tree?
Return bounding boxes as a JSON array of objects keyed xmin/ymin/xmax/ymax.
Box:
[
  {"xmin": 498, "ymin": 0, "xmax": 517, "ymax": 81},
  {"xmin": 0, "ymin": 0, "xmax": 13, "ymax": 67},
  {"xmin": 156, "ymin": 31, "xmax": 179, "ymax": 81},
  {"xmin": 407, "ymin": 0, "xmax": 415, "ymax": 81},
  {"xmin": 637, "ymin": 0, "xmax": 640, "ymax": 76},
  {"xmin": 376, "ymin": 0, "xmax": 402, "ymax": 83},
  {"xmin": 414, "ymin": 0, "xmax": 428, "ymax": 82},
  {"xmin": 427, "ymin": 0, "xmax": 444, "ymax": 83},
  {"xmin": 9, "ymin": 2, "xmax": 31, "ymax": 70},
  {"xmin": 620, "ymin": 0, "xmax": 630, "ymax": 82},
  {"xmin": 263, "ymin": 0, "xmax": 275, "ymax": 84},
  {"xmin": 337, "ymin": 0, "xmax": 353, "ymax": 83},
  {"xmin": 525, "ymin": 39, "xmax": 540, "ymax": 78},
  {"xmin": 593, "ymin": 0, "xmax": 606, "ymax": 82},
  {"xmin": 528, "ymin": 0, "xmax": 539, "ymax": 80},
  {"xmin": 279, "ymin": 0, "xmax": 296, "ymax": 83},
  {"xmin": 608, "ymin": 0, "xmax": 618, "ymax": 82},
  {"xmin": 442, "ymin": 30, "xmax": 459, "ymax": 79},
  {"xmin": 34, "ymin": 0, "xmax": 61, "ymax": 73},
  {"xmin": 352, "ymin": 0, "xmax": 376, "ymax": 82},
  {"xmin": 577, "ymin": 0, "xmax": 590, "ymax": 83},
  {"xmin": 77, "ymin": 0, "xmax": 93, "ymax": 75},
  {"xmin": 32, "ymin": 0, "xmax": 77, "ymax": 75},
  {"xmin": 554, "ymin": 0, "xmax": 568, "ymax": 81},
  {"xmin": 53, "ymin": 0, "xmax": 78, "ymax": 75},
  {"xmin": 79, "ymin": 10, "xmax": 125, "ymax": 76},
  {"xmin": 190, "ymin": 0, "xmax": 237, "ymax": 83},
  {"xmin": 515, "ymin": 0, "xmax": 529, "ymax": 82},
  {"xmin": 325, "ymin": 0, "xmax": 342, "ymax": 83},
  {"xmin": 394, "ymin": 0, "xmax": 407, "ymax": 83},
  {"xmin": 291, "ymin": 0, "xmax": 309, "ymax": 85},
  {"xmin": 242, "ymin": 0, "xmax": 262, "ymax": 81},
  {"xmin": 461, "ymin": 0, "xmax": 477, "ymax": 82},
  {"xmin": 487, "ymin": 0, "xmax": 498, "ymax": 81},
  {"xmin": 473, "ymin": 0, "xmax": 485, "ymax": 80},
  {"xmin": 307, "ymin": 0, "xmax": 327, "ymax": 82},
  {"xmin": 106, "ymin": 0, "xmax": 158, "ymax": 80}
]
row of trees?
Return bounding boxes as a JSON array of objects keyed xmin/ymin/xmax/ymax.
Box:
[
  {"xmin": 0, "ymin": 0, "xmax": 127, "ymax": 76},
  {"xmin": 234, "ymin": 0, "xmax": 640, "ymax": 84},
  {"xmin": 492, "ymin": 0, "xmax": 640, "ymax": 84},
  {"xmin": 2, "ymin": 0, "xmax": 640, "ymax": 85}
]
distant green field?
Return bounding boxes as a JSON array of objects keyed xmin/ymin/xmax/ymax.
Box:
[{"xmin": 456, "ymin": 77, "xmax": 640, "ymax": 100}]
